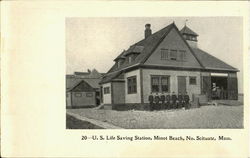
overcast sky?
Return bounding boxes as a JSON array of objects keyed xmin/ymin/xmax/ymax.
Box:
[{"xmin": 66, "ymin": 17, "xmax": 243, "ymax": 93}]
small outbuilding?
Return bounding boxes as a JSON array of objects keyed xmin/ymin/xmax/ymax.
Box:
[
  {"xmin": 66, "ymin": 79, "xmax": 96, "ymax": 108},
  {"xmin": 66, "ymin": 69, "xmax": 104, "ymax": 108}
]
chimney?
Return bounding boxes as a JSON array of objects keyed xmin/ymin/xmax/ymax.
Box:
[{"xmin": 145, "ymin": 24, "xmax": 152, "ymax": 38}]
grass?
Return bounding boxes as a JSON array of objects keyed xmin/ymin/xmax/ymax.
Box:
[
  {"xmin": 67, "ymin": 105, "xmax": 243, "ymax": 129},
  {"xmin": 66, "ymin": 114, "xmax": 103, "ymax": 129}
]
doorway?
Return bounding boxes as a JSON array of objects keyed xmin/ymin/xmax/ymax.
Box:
[
  {"xmin": 178, "ymin": 76, "xmax": 186, "ymax": 94},
  {"xmin": 211, "ymin": 76, "xmax": 228, "ymax": 99}
]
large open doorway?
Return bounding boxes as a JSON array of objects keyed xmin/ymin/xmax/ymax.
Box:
[{"xmin": 211, "ymin": 76, "xmax": 228, "ymax": 99}]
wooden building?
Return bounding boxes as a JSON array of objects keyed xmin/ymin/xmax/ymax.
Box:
[
  {"xmin": 99, "ymin": 23, "xmax": 238, "ymax": 107},
  {"xmin": 66, "ymin": 69, "xmax": 104, "ymax": 108}
]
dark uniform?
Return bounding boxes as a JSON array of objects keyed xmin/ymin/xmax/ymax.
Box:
[
  {"xmin": 160, "ymin": 94, "xmax": 165, "ymax": 110},
  {"xmin": 165, "ymin": 94, "xmax": 171, "ymax": 110},
  {"xmin": 184, "ymin": 93, "xmax": 190, "ymax": 109},
  {"xmin": 177, "ymin": 93, "xmax": 183, "ymax": 109},
  {"xmin": 154, "ymin": 94, "xmax": 160, "ymax": 110},
  {"xmin": 148, "ymin": 94, "xmax": 154, "ymax": 111},
  {"xmin": 171, "ymin": 93, "xmax": 177, "ymax": 109}
]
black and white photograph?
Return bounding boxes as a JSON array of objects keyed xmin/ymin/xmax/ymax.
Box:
[
  {"xmin": 66, "ymin": 17, "xmax": 243, "ymax": 129},
  {"xmin": 2, "ymin": 1, "xmax": 250, "ymax": 157}
]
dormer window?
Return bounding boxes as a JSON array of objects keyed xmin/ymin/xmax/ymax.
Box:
[
  {"xmin": 128, "ymin": 55, "xmax": 132, "ymax": 63},
  {"xmin": 117, "ymin": 59, "xmax": 124, "ymax": 68}
]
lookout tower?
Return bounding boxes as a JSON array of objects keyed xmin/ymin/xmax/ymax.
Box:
[{"xmin": 180, "ymin": 25, "xmax": 199, "ymax": 48}]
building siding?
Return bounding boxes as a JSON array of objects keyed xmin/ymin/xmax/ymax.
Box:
[
  {"xmin": 124, "ymin": 69, "xmax": 141, "ymax": 103},
  {"xmin": 142, "ymin": 69, "xmax": 201, "ymax": 103},
  {"xmin": 71, "ymin": 92, "xmax": 96, "ymax": 107},
  {"xmin": 102, "ymin": 82, "xmax": 112, "ymax": 104},
  {"xmin": 66, "ymin": 92, "xmax": 72, "ymax": 107},
  {"xmin": 112, "ymin": 82, "xmax": 125, "ymax": 104}
]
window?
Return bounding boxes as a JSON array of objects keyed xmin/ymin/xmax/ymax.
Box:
[
  {"xmin": 117, "ymin": 59, "xmax": 124, "ymax": 68},
  {"xmin": 127, "ymin": 76, "xmax": 137, "ymax": 94},
  {"xmin": 160, "ymin": 49, "xmax": 169, "ymax": 60},
  {"xmin": 151, "ymin": 75, "xmax": 170, "ymax": 93},
  {"xmin": 86, "ymin": 93, "xmax": 93, "ymax": 97},
  {"xmin": 161, "ymin": 77, "xmax": 169, "ymax": 92},
  {"xmin": 151, "ymin": 76, "xmax": 160, "ymax": 92},
  {"xmin": 189, "ymin": 76, "xmax": 197, "ymax": 85},
  {"xmin": 75, "ymin": 93, "xmax": 82, "ymax": 97},
  {"xmin": 104, "ymin": 87, "xmax": 110, "ymax": 94},
  {"xmin": 170, "ymin": 50, "xmax": 177, "ymax": 60},
  {"xmin": 128, "ymin": 56, "xmax": 132, "ymax": 63},
  {"xmin": 179, "ymin": 50, "xmax": 187, "ymax": 61}
]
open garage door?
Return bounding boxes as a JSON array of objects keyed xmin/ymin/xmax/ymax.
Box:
[{"xmin": 227, "ymin": 75, "xmax": 238, "ymax": 100}]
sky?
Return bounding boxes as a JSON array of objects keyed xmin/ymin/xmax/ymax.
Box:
[{"xmin": 66, "ymin": 17, "xmax": 243, "ymax": 93}]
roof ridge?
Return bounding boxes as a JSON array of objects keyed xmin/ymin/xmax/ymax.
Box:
[
  {"xmin": 140, "ymin": 23, "xmax": 175, "ymax": 64},
  {"xmin": 133, "ymin": 22, "xmax": 174, "ymax": 46},
  {"xmin": 67, "ymin": 79, "xmax": 83, "ymax": 92}
]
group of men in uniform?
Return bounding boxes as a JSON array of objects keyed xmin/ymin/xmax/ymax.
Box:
[{"xmin": 148, "ymin": 92, "xmax": 190, "ymax": 111}]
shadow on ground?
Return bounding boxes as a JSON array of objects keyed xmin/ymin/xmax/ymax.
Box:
[{"xmin": 66, "ymin": 114, "xmax": 103, "ymax": 129}]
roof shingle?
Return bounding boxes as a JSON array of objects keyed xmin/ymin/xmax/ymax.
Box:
[
  {"xmin": 101, "ymin": 22, "xmax": 238, "ymax": 84},
  {"xmin": 180, "ymin": 25, "xmax": 199, "ymax": 36},
  {"xmin": 192, "ymin": 48, "xmax": 237, "ymax": 71}
]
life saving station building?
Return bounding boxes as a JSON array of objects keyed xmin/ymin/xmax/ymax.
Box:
[{"xmin": 99, "ymin": 22, "xmax": 238, "ymax": 107}]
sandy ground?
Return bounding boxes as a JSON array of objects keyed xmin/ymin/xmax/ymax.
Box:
[{"xmin": 67, "ymin": 105, "xmax": 243, "ymax": 129}]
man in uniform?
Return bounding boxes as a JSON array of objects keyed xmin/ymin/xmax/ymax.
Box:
[
  {"xmin": 171, "ymin": 92, "xmax": 177, "ymax": 109},
  {"xmin": 184, "ymin": 91, "xmax": 190, "ymax": 109},
  {"xmin": 177, "ymin": 92, "xmax": 183, "ymax": 109},
  {"xmin": 148, "ymin": 93, "xmax": 154, "ymax": 111},
  {"xmin": 160, "ymin": 93, "xmax": 166, "ymax": 110},
  {"xmin": 154, "ymin": 93, "xmax": 160, "ymax": 110},
  {"xmin": 165, "ymin": 93, "xmax": 171, "ymax": 110}
]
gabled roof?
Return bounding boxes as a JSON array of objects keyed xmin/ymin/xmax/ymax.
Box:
[
  {"xmin": 66, "ymin": 77, "xmax": 82, "ymax": 91},
  {"xmin": 192, "ymin": 48, "xmax": 238, "ymax": 71},
  {"xmin": 114, "ymin": 50, "xmax": 126, "ymax": 61},
  {"xmin": 66, "ymin": 75, "xmax": 102, "ymax": 92},
  {"xmin": 99, "ymin": 71, "xmax": 124, "ymax": 84},
  {"xmin": 180, "ymin": 25, "xmax": 198, "ymax": 36},
  {"xmin": 68, "ymin": 79, "xmax": 95, "ymax": 92},
  {"xmin": 83, "ymin": 78, "xmax": 101, "ymax": 89},
  {"xmin": 124, "ymin": 45, "xmax": 144, "ymax": 56},
  {"xmin": 100, "ymin": 22, "xmax": 238, "ymax": 84},
  {"xmin": 106, "ymin": 23, "xmax": 175, "ymax": 74}
]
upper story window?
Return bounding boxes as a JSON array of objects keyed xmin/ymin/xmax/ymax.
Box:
[
  {"xmin": 160, "ymin": 49, "xmax": 169, "ymax": 60},
  {"xmin": 160, "ymin": 49, "xmax": 187, "ymax": 62},
  {"xmin": 117, "ymin": 59, "xmax": 124, "ymax": 68},
  {"xmin": 179, "ymin": 50, "xmax": 187, "ymax": 61},
  {"xmin": 127, "ymin": 76, "xmax": 137, "ymax": 94},
  {"xmin": 128, "ymin": 54, "xmax": 138, "ymax": 63},
  {"xmin": 128, "ymin": 56, "xmax": 132, "ymax": 63},
  {"xmin": 185, "ymin": 35, "xmax": 197, "ymax": 41},
  {"xmin": 170, "ymin": 50, "xmax": 177, "ymax": 60}
]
